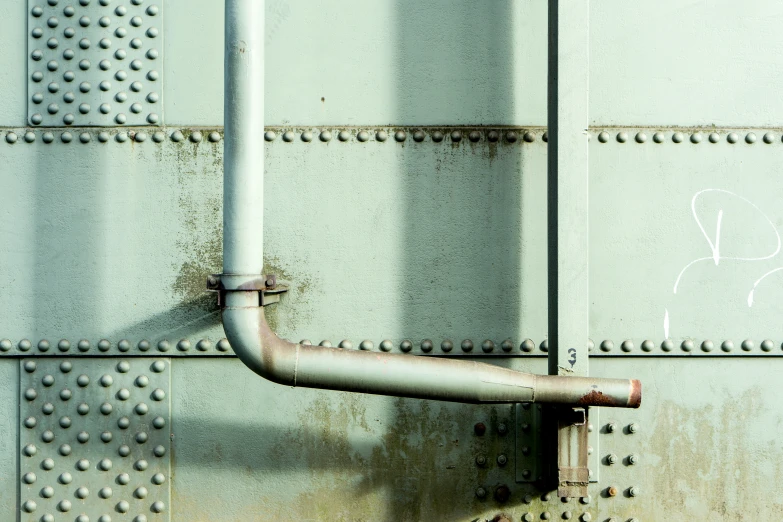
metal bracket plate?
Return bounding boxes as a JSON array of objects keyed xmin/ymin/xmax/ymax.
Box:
[{"xmin": 19, "ymin": 357, "xmax": 171, "ymax": 521}]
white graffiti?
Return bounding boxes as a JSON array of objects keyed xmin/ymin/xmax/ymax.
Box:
[{"xmin": 666, "ymin": 188, "xmax": 783, "ymax": 338}]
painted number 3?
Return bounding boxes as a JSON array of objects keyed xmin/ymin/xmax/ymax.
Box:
[{"xmin": 568, "ymin": 348, "xmax": 577, "ymax": 367}]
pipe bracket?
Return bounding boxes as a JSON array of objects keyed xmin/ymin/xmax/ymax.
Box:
[{"xmin": 207, "ymin": 273, "xmax": 288, "ymax": 306}]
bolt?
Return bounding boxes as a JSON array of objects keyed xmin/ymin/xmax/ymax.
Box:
[
  {"xmin": 628, "ymin": 454, "xmax": 639, "ymax": 465},
  {"xmin": 497, "ymin": 454, "xmax": 508, "ymax": 466},
  {"xmin": 207, "ymin": 275, "xmax": 218, "ymax": 288},
  {"xmin": 475, "ymin": 455, "xmax": 487, "ymax": 467},
  {"xmin": 606, "ymin": 422, "xmax": 617, "ymax": 433},
  {"xmin": 607, "ymin": 486, "xmax": 618, "ymax": 497},
  {"xmin": 494, "ymin": 485, "xmax": 511, "ymax": 503},
  {"xmin": 265, "ymin": 276, "xmax": 275, "ymax": 288},
  {"xmin": 522, "ymin": 469, "xmax": 531, "ymax": 478},
  {"xmin": 521, "ymin": 422, "xmax": 530, "ymax": 432},
  {"xmin": 474, "ymin": 422, "xmax": 486, "ymax": 436},
  {"xmin": 628, "ymin": 423, "xmax": 639, "ymax": 434},
  {"xmin": 587, "ymin": 446, "xmax": 593, "ymax": 455},
  {"xmin": 523, "ymin": 494, "xmax": 533, "ymax": 504},
  {"xmin": 475, "ymin": 487, "xmax": 487, "ymax": 499},
  {"xmin": 497, "ymin": 423, "xmax": 508, "ymax": 435},
  {"xmin": 521, "ymin": 446, "xmax": 530, "ymax": 456},
  {"xmin": 629, "ymin": 486, "xmax": 640, "ymax": 497},
  {"xmin": 606, "ymin": 454, "xmax": 618, "ymax": 465},
  {"xmin": 587, "ymin": 423, "xmax": 593, "ymax": 432}
]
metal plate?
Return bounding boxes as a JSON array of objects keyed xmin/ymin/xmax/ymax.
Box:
[
  {"xmin": 19, "ymin": 357, "xmax": 171, "ymax": 522},
  {"xmin": 27, "ymin": 0, "xmax": 163, "ymax": 127}
]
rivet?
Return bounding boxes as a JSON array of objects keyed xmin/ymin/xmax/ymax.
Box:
[
  {"xmin": 98, "ymin": 131, "xmax": 110, "ymax": 142},
  {"xmin": 523, "ymin": 131, "xmax": 535, "ymax": 142},
  {"xmin": 376, "ymin": 130, "xmax": 388, "ymax": 142},
  {"xmin": 450, "ymin": 130, "xmax": 462, "ymax": 142},
  {"xmin": 616, "ymin": 132, "xmax": 628, "ymax": 143},
  {"xmin": 496, "ymin": 454, "xmax": 508, "ymax": 466},
  {"xmin": 379, "ymin": 340, "xmax": 393, "ymax": 352},
  {"xmin": 441, "ymin": 340, "xmax": 453, "ymax": 352},
  {"xmin": 59, "ymin": 472, "xmax": 72, "ymax": 484},
  {"xmin": 24, "ymin": 416, "xmax": 37, "ymax": 428},
  {"xmin": 340, "ymin": 340, "xmax": 354, "ymax": 349},
  {"xmin": 494, "ymin": 485, "xmax": 511, "ymax": 503},
  {"xmin": 100, "ymin": 402, "xmax": 112, "ymax": 414},
  {"xmin": 661, "ymin": 339, "xmax": 674, "ymax": 352},
  {"xmin": 31, "ymin": 113, "xmax": 44, "ymax": 125},
  {"xmin": 152, "ymin": 415, "xmax": 165, "ymax": 428},
  {"xmin": 742, "ymin": 339, "xmax": 754, "ymax": 351},
  {"xmin": 101, "ymin": 431, "xmax": 112, "ymax": 443},
  {"xmin": 190, "ymin": 131, "xmax": 202, "ymax": 143},
  {"xmin": 35, "ymin": 339, "xmax": 50, "ymax": 352},
  {"xmin": 672, "ymin": 132, "xmax": 683, "ymax": 143},
  {"xmin": 482, "ymin": 340, "xmax": 495, "ymax": 353},
  {"xmin": 116, "ymin": 500, "xmax": 129, "ymax": 513},
  {"xmin": 22, "ymin": 500, "xmax": 36, "ymax": 513},
  {"xmin": 99, "ymin": 487, "xmax": 112, "ymax": 499},
  {"xmin": 542, "ymin": 131, "xmax": 548, "ymax": 142},
  {"xmin": 153, "ymin": 445, "xmax": 166, "ymax": 457},
  {"xmin": 217, "ymin": 339, "xmax": 230, "ymax": 352},
  {"xmin": 60, "ymin": 360, "xmax": 72, "ymax": 373},
  {"xmin": 23, "ymin": 443, "xmax": 38, "ymax": 456},
  {"xmin": 24, "ymin": 388, "xmax": 38, "ymax": 401},
  {"xmin": 59, "ymin": 414, "xmax": 71, "ymax": 426},
  {"xmin": 151, "ymin": 473, "xmax": 166, "ymax": 485},
  {"xmin": 399, "ymin": 340, "xmax": 413, "ymax": 352},
  {"xmin": 135, "ymin": 403, "xmax": 149, "ymax": 415},
  {"xmin": 208, "ymin": 131, "xmax": 221, "ymax": 143},
  {"xmin": 690, "ymin": 132, "xmax": 702, "ymax": 144},
  {"xmin": 0, "ymin": 339, "xmax": 10, "ymax": 352},
  {"xmin": 300, "ymin": 131, "xmax": 312, "ymax": 142},
  {"xmin": 24, "ymin": 132, "xmax": 36, "ymax": 143},
  {"xmin": 764, "ymin": 132, "xmax": 775, "ymax": 144},
  {"xmin": 118, "ymin": 444, "xmax": 130, "ymax": 456},
  {"xmin": 635, "ymin": 132, "xmax": 647, "ymax": 143},
  {"xmin": 32, "ymin": 71, "xmax": 44, "ymax": 83},
  {"xmin": 118, "ymin": 416, "xmax": 130, "ymax": 428},
  {"xmin": 42, "ymin": 458, "xmax": 54, "ymax": 470},
  {"xmin": 421, "ymin": 339, "xmax": 433, "ymax": 352},
  {"xmin": 681, "ymin": 339, "xmax": 693, "ymax": 352},
  {"xmin": 77, "ymin": 374, "xmax": 90, "ymax": 387},
  {"xmin": 171, "ymin": 130, "xmax": 184, "ymax": 142},
  {"xmin": 42, "ymin": 402, "xmax": 54, "ymax": 414},
  {"xmin": 116, "ymin": 130, "xmax": 128, "ymax": 141},
  {"xmin": 542, "ymin": 513, "xmax": 551, "ymax": 520},
  {"xmin": 130, "ymin": 102, "xmax": 142, "ymax": 113},
  {"xmin": 151, "ymin": 501, "xmax": 166, "ymax": 513},
  {"xmin": 134, "ymin": 458, "xmax": 148, "ymax": 470},
  {"xmin": 117, "ymin": 474, "xmax": 130, "ymax": 486},
  {"xmin": 147, "ymin": 27, "xmax": 159, "ymax": 38},
  {"xmin": 117, "ymin": 388, "xmax": 130, "ymax": 400},
  {"xmin": 505, "ymin": 131, "xmax": 517, "ymax": 143},
  {"xmin": 629, "ymin": 486, "xmax": 640, "ymax": 497},
  {"xmin": 32, "ymin": 6, "xmax": 43, "ymax": 16},
  {"xmin": 580, "ymin": 514, "xmax": 591, "ymax": 522},
  {"xmin": 709, "ymin": 132, "xmax": 720, "ymax": 143},
  {"xmin": 76, "ymin": 458, "xmax": 89, "ymax": 470},
  {"xmin": 600, "ymin": 340, "xmax": 613, "ymax": 352},
  {"xmin": 100, "ymin": 374, "xmax": 114, "ymax": 387},
  {"xmin": 432, "ymin": 131, "xmax": 444, "ymax": 142},
  {"xmin": 468, "ymin": 130, "xmax": 481, "ymax": 142},
  {"xmin": 319, "ymin": 130, "xmax": 332, "ymax": 142},
  {"xmin": 540, "ymin": 339, "xmax": 549, "ymax": 352},
  {"xmin": 563, "ymin": 511, "xmax": 572, "ymax": 520},
  {"xmin": 395, "ymin": 130, "xmax": 407, "ymax": 142},
  {"xmin": 412, "ymin": 130, "xmax": 425, "ymax": 142},
  {"xmin": 522, "ymin": 515, "xmax": 533, "ymax": 522},
  {"xmin": 157, "ymin": 339, "xmax": 170, "ymax": 351},
  {"xmin": 115, "ymin": 339, "xmax": 130, "ymax": 352},
  {"xmin": 520, "ymin": 339, "xmax": 535, "ymax": 352},
  {"xmin": 357, "ymin": 131, "xmax": 369, "ymax": 142},
  {"xmin": 746, "ymin": 132, "xmax": 757, "ymax": 144},
  {"xmin": 701, "ymin": 340, "xmax": 714, "ymax": 352},
  {"xmin": 488, "ymin": 130, "xmax": 500, "ymax": 142},
  {"xmin": 500, "ymin": 339, "xmax": 513, "ymax": 352},
  {"xmin": 151, "ymin": 388, "xmax": 165, "ymax": 401},
  {"xmin": 727, "ymin": 132, "xmax": 739, "ymax": 143},
  {"xmin": 6, "ymin": 132, "xmax": 18, "ymax": 144},
  {"xmin": 151, "ymin": 361, "xmax": 166, "ymax": 375},
  {"xmin": 628, "ymin": 423, "xmax": 639, "ymax": 434},
  {"xmin": 461, "ymin": 339, "xmax": 474, "ymax": 352},
  {"xmin": 23, "ymin": 472, "xmax": 37, "ymax": 484},
  {"xmin": 177, "ymin": 339, "xmax": 191, "ymax": 351},
  {"xmin": 474, "ymin": 422, "xmax": 486, "ymax": 436},
  {"xmin": 640, "ymin": 340, "xmax": 654, "ymax": 352},
  {"xmin": 475, "ymin": 487, "xmax": 487, "ymax": 499},
  {"xmin": 117, "ymin": 360, "xmax": 130, "ymax": 373},
  {"xmin": 761, "ymin": 339, "xmax": 774, "ymax": 352},
  {"xmin": 621, "ymin": 340, "xmax": 633, "ymax": 352}
]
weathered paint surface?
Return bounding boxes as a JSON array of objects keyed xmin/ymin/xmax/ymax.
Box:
[{"xmin": 2, "ymin": 0, "xmax": 783, "ymax": 520}]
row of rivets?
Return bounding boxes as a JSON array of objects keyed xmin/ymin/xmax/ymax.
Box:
[
  {"xmin": 264, "ymin": 129, "xmax": 547, "ymax": 143},
  {"xmin": 598, "ymin": 130, "xmax": 780, "ymax": 144},
  {"xmin": 301, "ymin": 338, "xmax": 538, "ymax": 353},
  {"xmin": 598, "ymin": 338, "xmax": 772, "ymax": 353},
  {"xmin": 4, "ymin": 338, "xmax": 230, "ymax": 353},
  {"xmin": 3, "ymin": 129, "xmax": 219, "ymax": 144}
]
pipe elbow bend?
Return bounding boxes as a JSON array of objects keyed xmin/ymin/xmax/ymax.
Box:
[{"xmin": 221, "ymin": 305, "xmax": 297, "ymax": 386}]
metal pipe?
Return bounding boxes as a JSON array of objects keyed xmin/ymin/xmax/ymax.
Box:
[{"xmin": 220, "ymin": 0, "xmax": 641, "ymax": 408}]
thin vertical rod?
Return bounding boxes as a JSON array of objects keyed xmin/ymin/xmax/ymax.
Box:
[
  {"xmin": 224, "ymin": 0, "xmax": 265, "ymax": 277},
  {"xmin": 547, "ymin": 0, "xmax": 590, "ymax": 377}
]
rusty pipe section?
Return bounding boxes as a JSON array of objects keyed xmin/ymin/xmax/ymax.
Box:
[{"xmin": 220, "ymin": 0, "xmax": 641, "ymax": 408}]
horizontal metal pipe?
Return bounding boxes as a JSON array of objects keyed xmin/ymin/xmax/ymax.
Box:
[{"xmin": 222, "ymin": 301, "xmax": 640, "ymax": 407}]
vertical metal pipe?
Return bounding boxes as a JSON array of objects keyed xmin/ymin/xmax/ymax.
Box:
[
  {"xmin": 224, "ymin": 0, "xmax": 265, "ymax": 277},
  {"xmin": 547, "ymin": 0, "xmax": 590, "ymax": 377}
]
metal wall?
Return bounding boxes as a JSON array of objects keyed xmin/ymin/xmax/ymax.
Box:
[{"xmin": 1, "ymin": 1, "xmax": 782, "ymax": 520}]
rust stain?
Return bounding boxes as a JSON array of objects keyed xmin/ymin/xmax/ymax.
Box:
[{"xmin": 577, "ymin": 389, "xmax": 622, "ymax": 407}]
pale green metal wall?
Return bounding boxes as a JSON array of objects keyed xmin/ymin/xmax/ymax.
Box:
[{"xmin": 2, "ymin": 1, "xmax": 782, "ymax": 520}]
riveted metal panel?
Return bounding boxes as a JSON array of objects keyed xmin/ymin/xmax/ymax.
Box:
[
  {"xmin": 19, "ymin": 357, "xmax": 171, "ymax": 522},
  {"xmin": 27, "ymin": 0, "xmax": 163, "ymax": 127}
]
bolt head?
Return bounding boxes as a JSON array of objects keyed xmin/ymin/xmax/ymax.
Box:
[
  {"xmin": 497, "ymin": 423, "xmax": 508, "ymax": 435},
  {"xmin": 475, "ymin": 487, "xmax": 487, "ymax": 499},
  {"xmin": 474, "ymin": 422, "xmax": 486, "ymax": 436},
  {"xmin": 493, "ymin": 485, "xmax": 511, "ymax": 503},
  {"xmin": 496, "ymin": 454, "xmax": 508, "ymax": 466},
  {"xmin": 475, "ymin": 455, "xmax": 486, "ymax": 466},
  {"xmin": 607, "ymin": 486, "xmax": 618, "ymax": 497}
]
